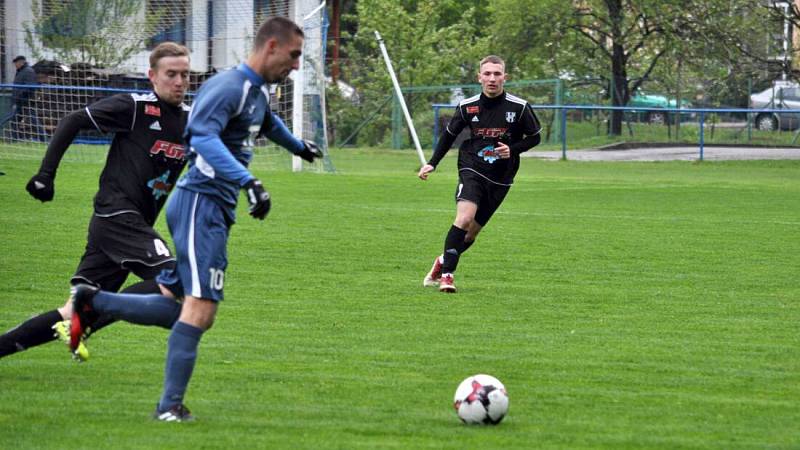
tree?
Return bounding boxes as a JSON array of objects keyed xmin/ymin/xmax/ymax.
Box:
[
  {"xmin": 488, "ymin": 0, "xmax": 781, "ymax": 135},
  {"xmin": 24, "ymin": 0, "xmax": 158, "ymax": 68},
  {"xmin": 331, "ymin": 0, "xmax": 489, "ymax": 146},
  {"xmin": 684, "ymin": 1, "xmax": 791, "ymax": 83}
]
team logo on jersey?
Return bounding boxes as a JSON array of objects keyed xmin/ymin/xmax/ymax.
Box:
[
  {"xmin": 474, "ymin": 127, "xmax": 507, "ymax": 138},
  {"xmin": 506, "ymin": 112, "xmax": 516, "ymax": 123},
  {"xmin": 145, "ymin": 104, "xmax": 161, "ymax": 117},
  {"xmin": 149, "ymin": 140, "xmax": 185, "ymax": 160},
  {"xmin": 147, "ymin": 170, "xmax": 172, "ymax": 199},
  {"xmin": 149, "ymin": 121, "xmax": 161, "ymax": 131},
  {"xmin": 472, "ymin": 116, "xmax": 479, "ymax": 122},
  {"xmin": 478, "ymin": 145, "xmax": 499, "ymax": 164},
  {"xmin": 466, "ymin": 106, "xmax": 480, "ymax": 114}
]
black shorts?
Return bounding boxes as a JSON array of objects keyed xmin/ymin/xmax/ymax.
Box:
[
  {"xmin": 455, "ymin": 169, "xmax": 511, "ymax": 226},
  {"xmin": 71, "ymin": 213, "xmax": 175, "ymax": 291}
]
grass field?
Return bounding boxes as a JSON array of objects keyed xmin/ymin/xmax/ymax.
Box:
[{"xmin": 1, "ymin": 150, "xmax": 799, "ymax": 449}]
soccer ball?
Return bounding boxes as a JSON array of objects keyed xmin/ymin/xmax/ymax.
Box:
[{"xmin": 453, "ymin": 374, "xmax": 509, "ymax": 425}]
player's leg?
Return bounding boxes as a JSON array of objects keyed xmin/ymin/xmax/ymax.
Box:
[
  {"xmin": 463, "ymin": 182, "xmax": 511, "ymax": 252},
  {"xmin": 0, "ymin": 310, "xmax": 63, "ymax": 358},
  {"xmin": 79, "ymin": 214, "xmax": 182, "ymax": 333},
  {"xmin": 83, "ymin": 278, "xmax": 172, "ymax": 337},
  {"xmin": 0, "ymin": 231, "xmax": 127, "ymax": 359},
  {"xmin": 423, "ymin": 219, "xmax": 479, "ymax": 287},
  {"xmin": 155, "ymin": 295, "xmax": 217, "ymax": 422},
  {"xmin": 51, "ymin": 217, "xmax": 141, "ymax": 360},
  {"xmin": 422, "ymin": 254, "xmax": 444, "ymax": 287},
  {"xmin": 437, "ymin": 173, "xmax": 486, "ymax": 293},
  {"xmin": 438, "ymin": 181, "xmax": 512, "ymax": 292},
  {"xmin": 463, "ymin": 221, "xmax": 482, "ymax": 251},
  {"xmin": 155, "ymin": 190, "xmax": 228, "ymax": 421},
  {"xmin": 424, "ymin": 174, "xmax": 479, "ymax": 289},
  {"xmin": 73, "ymin": 280, "xmax": 181, "ymax": 333},
  {"xmin": 439, "ymin": 200, "xmax": 478, "ymax": 293},
  {"xmin": 72, "ymin": 206, "xmax": 199, "ymax": 335}
]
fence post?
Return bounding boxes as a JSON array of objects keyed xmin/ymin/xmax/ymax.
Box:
[
  {"xmin": 561, "ymin": 107, "xmax": 567, "ymax": 160},
  {"xmin": 699, "ymin": 111, "xmax": 705, "ymax": 161},
  {"xmin": 747, "ymin": 78, "xmax": 752, "ymax": 142},
  {"xmin": 554, "ymin": 78, "xmax": 563, "ymax": 144},
  {"xmin": 432, "ymin": 105, "xmax": 439, "ymax": 149}
]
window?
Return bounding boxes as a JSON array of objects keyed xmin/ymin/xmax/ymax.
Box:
[
  {"xmin": 254, "ymin": 0, "xmax": 272, "ymax": 23},
  {"xmin": 780, "ymin": 87, "xmax": 800, "ymax": 100},
  {"xmin": 147, "ymin": 0, "xmax": 189, "ymax": 47}
]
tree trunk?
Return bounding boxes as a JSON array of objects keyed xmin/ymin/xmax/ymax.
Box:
[{"xmin": 607, "ymin": 0, "xmax": 627, "ymax": 136}]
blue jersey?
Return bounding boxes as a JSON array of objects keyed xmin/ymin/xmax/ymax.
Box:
[{"xmin": 177, "ymin": 63, "xmax": 304, "ymax": 222}]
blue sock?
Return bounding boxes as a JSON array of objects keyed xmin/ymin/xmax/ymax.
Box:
[
  {"xmin": 93, "ymin": 291, "xmax": 181, "ymax": 329},
  {"xmin": 158, "ymin": 321, "xmax": 204, "ymax": 412}
]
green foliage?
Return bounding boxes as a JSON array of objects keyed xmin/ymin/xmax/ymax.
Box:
[
  {"xmin": 329, "ymin": 0, "xmax": 489, "ymax": 147},
  {"xmin": 2, "ymin": 153, "xmax": 800, "ymax": 448},
  {"xmin": 23, "ymin": 0, "xmax": 158, "ymax": 67},
  {"xmin": 329, "ymin": 0, "xmax": 789, "ymax": 145}
]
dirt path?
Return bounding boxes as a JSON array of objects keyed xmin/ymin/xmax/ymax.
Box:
[{"xmin": 526, "ymin": 146, "xmax": 800, "ymax": 161}]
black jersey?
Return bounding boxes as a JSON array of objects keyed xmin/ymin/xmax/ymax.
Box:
[
  {"xmin": 429, "ymin": 92, "xmax": 541, "ymax": 185},
  {"xmin": 88, "ymin": 93, "xmax": 190, "ymax": 225},
  {"xmin": 39, "ymin": 92, "xmax": 190, "ymax": 226}
]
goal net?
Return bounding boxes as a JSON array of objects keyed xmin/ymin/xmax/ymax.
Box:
[{"xmin": 0, "ymin": 0, "xmax": 333, "ymax": 173}]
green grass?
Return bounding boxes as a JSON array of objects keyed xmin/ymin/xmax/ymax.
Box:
[{"xmin": 1, "ymin": 150, "xmax": 799, "ymax": 449}]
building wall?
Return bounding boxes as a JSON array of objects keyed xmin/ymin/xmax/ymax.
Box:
[{"xmin": 3, "ymin": 0, "xmax": 295, "ymax": 80}]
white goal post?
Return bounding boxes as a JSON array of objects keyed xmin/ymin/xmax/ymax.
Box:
[{"xmin": 292, "ymin": 0, "xmax": 333, "ymax": 172}]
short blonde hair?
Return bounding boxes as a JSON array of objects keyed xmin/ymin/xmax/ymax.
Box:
[
  {"xmin": 479, "ymin": 55, "xmax": 505, "ymax": 72},
  {"xmin": 150, "ymin": 42, "xmax": 190, "ymax": 69}
]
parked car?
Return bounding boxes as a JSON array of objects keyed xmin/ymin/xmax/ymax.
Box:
[
  {"xmin": 627, "ymin": 93, "xmax": 678, "ymax": 124},
  {"xmin": 749, "ymin": 80, "xmax": 800, "ymax": 131}
]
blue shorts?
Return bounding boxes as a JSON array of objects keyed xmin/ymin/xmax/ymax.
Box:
[{"xmin": 157, "ymin": 188, "xmax": 230, "ymax": 302}]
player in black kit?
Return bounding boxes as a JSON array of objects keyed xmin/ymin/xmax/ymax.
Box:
[
  {"xmin": 418, "ymin": 55, "xmax": 541, "ymax": 293},
  {"xmin": 0, "ymin": 42, "xmax": 191, "ymax": 360}
]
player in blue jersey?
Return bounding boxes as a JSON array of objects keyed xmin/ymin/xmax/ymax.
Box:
[{"xmin": 67, "ymin": 17, "xmax": 322, "ymax": 422}]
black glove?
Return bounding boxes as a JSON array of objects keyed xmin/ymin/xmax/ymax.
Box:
[
  {"xmin": 26, "ymin": 172, "xmax": 55, "ymax": 202},
  {"xmin": 243, "ymin": 179, "xmax": 271, "ymax": 220},
  {"xmin": 296, "ymin": 140, "xmax": 324, "ymax": 163}
]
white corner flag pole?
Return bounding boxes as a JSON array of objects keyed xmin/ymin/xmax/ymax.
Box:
[{"xmin": 375, "ymin": 30, "xmax": 427, "ymax": 166}]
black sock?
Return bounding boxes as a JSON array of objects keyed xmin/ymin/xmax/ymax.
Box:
[
  {"xmin": 441, "ymin": 225, "xmax": 467, "ymax": 274},
  {"xmin": 85, "ymin": 280, "xmax": 161, "ymax": 337},
  {"xmin": 0, "ymin": 309, "xmax": 63, "ymax": 358},
  {"xmin": 120, "ymin": 279, "xmax": 161, "ymax": 295},
  {"xmin": 462, "ymin": 238, "xmax": 474, "ymax": 254}
]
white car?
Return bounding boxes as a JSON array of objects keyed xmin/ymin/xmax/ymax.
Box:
[{"xmin": 750, "ymin": 81, "xmax": 800, "ymax": 131}]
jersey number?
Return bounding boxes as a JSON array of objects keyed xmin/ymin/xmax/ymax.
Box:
[
  {"xmin": 153, "ymin": 239, "xmax": 170, "ymax": 256},
  {"xmin": 209, "ymin": 268, "xmax": 225, "ymax": 290}
]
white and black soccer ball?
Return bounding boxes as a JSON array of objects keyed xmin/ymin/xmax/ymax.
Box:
[{"xmin": 453, "ymin": 374, "xmax": 509, "ymax": 425}]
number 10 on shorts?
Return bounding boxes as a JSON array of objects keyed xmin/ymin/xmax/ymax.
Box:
[{"xmin": 209, "ymin": 268, "xmax": 224, "ymax": 290}]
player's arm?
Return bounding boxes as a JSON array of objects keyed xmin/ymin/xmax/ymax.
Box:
[
  {"xmin": 186, "ymin": 83, "xmax": 255, "ymax": 186},
  {"xmin": 419, "ymin": 105, "xmax": 467, "ymax": 180},
  {"xmin": 26, "ymin": 95, "xmax": 135, "ymax": 202},
  {"xmin": 428, "ymin": 105, "xmax": 468, "ymax": 168},
  {"xmin": 259, "ymin": 111, "xmax": 322, "ymax": 162},
  {"xmin": 509, "ymin": 103, "xmax": 542, "ymax": 155},
  {"xmin": 187, "ymin": 83, "xmax": 270, "ymax": 219}
]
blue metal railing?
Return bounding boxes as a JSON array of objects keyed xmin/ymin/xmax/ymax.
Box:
[
  {"xmin": 0, "ymin": 83, "xmax": 197, "ymax": 145},
  {"xmin": 0, "ymin": 83, "xmax": 198, "ymax": 98},
  {"xmin": 432, "ymin": 103, "xmax": 800, "ymax": 161}
]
